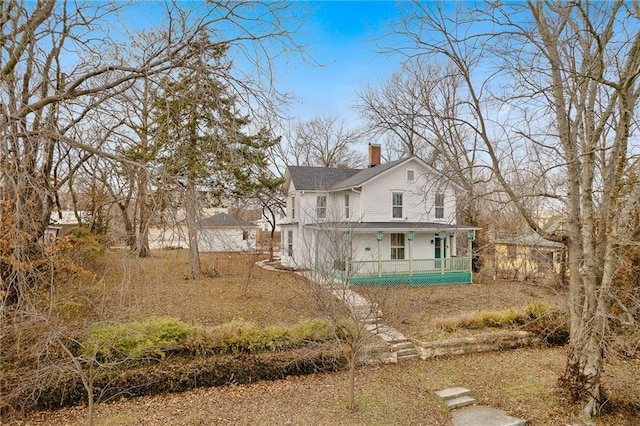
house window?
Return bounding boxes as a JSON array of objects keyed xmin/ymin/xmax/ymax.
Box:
[
  {"xmin": 345, "ymin": 194, "xmax": 350, "ymax": 219},
  {"xmin": 242, "ymin": 230, "xmax": 248, "ymax": 240},
  {"xmin": 291, "ymin": 195, "xmax": 295, "ymax": 220},
  {"xmin": 317, "ymin": 196, "xmax": 327, "ymax": 219},
  {"xmin": 407, "ymin": 170, "xmax": 415, "ymax": 181},
  {"xmin": 287, "ymin": 230, "xmax": 293, "ymax": 257},
  {"xmin": 392, "ymin": 192, "xmax": 403, "ymax": 218},
  {"xmin": 507, "ymin": 244, "xmax": 517, "ymax": 259},
  {"xmin": 390, "ymin": 233, "xmax": 405, "ymax": 260},
  {"xmin": 435, "ymin": 193, "xmax": 445, "ymax": 219}
]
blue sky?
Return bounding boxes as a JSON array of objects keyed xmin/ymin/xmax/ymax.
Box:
[
  {"xmin": 121, "ymin": 1, "xmax": 405, "ymax": 125},
  {"xmin": 280, "ymin": 1, "xmax": 404, "ymax": 123}
]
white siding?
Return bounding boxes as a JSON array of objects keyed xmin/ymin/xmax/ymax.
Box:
[
  {"xmin": 149, "ymin": 226, "xmax": 257, "ymax": 252},
  {"xmin": 360, "ymin": 158, "xmax": 457, "ymax": 224}
]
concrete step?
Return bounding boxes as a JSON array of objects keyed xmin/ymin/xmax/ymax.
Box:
[
  {"xmin": 435, "ymin": 387, "xmax": 472, "ymax": 400},
  {"xmin": 445, "ymin": 395, "xmax": 476, "ymax": 409},
  {"xmin": 452, "ymin": 407, "xmax": 525, "ymax": 426}
]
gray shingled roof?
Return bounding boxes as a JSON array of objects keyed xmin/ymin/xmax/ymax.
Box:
[
  {"xmin": 287, "ymin": 166, "xmax": 362, "ymax": 190},
  {"xmin": 330, "ymin": 158, "xmax": 407, "ymax": 190},
  {"xmin": 198, "ymin": 213, "xmax": 256, "ymax": 228},
  {"xmin": 287, "ymin": 158, "xmax": 413, "ymax": 192}
]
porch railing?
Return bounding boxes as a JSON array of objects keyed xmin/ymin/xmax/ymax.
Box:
[{"xmin": 348, "ymin": 257, "xmax": 471, "ymax": 277}]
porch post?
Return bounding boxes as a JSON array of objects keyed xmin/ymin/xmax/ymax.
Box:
[
  {"xmin": 343, "ymin": 231, "xmax": 351, "ymax": 281},
  {"xmin": 439, "ymin": 232, "xmax": 445, "ymax": 274},
  {"xmin": 376, "ymin": 231, "xmax": 383, "ymax": 277},
  {"xmin": 408, "ymin": 231, "xmax": 414, "ymax": 276}
]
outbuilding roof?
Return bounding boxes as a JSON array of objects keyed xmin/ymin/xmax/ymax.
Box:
[{"xmin": 198, "ymin": 213, "xmax": 257, "ymax": 228}]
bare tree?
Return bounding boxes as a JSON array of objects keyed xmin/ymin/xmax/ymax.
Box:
[
  {"xmin": 285, "ymin": 115, "xmax": 366, "ymax": 168},
  {"xmin": 357, "ymin": 58, "xmax": 488, "ymax": 269},
  {"xmin": 387, "ymin": 1, "xmax": 640, "ymax": 418},
  {"xmin": 1, "ymin": 0, "xmax": 305, "ymax": 300},
  {"xmin": 292, "ymin": 202, "xmax": 380, "ymax": 410}
]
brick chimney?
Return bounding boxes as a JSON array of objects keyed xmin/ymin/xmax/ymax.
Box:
[{"xmin": 368, "ymin": 143, "xmax": 381, "ymax": 167}]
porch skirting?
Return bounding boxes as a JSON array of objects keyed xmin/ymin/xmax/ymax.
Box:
[{"xmin": 346, "ymin": 272, "xmax": 472, "ymax": 286}]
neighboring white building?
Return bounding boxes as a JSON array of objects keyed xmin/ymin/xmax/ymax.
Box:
[
  {"xmin": 280, "ymin": 144, "xmax": 479, "ymax": 285},
  {"xmin": 149, "ymin": 212, "xmax": 258, "ymax": 252},
  {"xmin": 46, "ymin": 210, "xmax": 90, "ymax": 238}
]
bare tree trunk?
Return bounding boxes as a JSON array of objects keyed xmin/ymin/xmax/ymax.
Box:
[
  {"xmin": 185, "ymin": 178, "xmax": 201, "ymax": 279},
  {"xmin": 347, "ymin": 348, "xmax": 356, "ymax": 411},
  {"xmin": 136, "ymin": 168, "xmax": 151, "ymax": 258}
]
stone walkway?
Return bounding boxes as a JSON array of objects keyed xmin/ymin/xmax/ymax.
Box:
[
  {"xmin": 436, "ymin": 387, "xmax": 525, "ymax": 426},
  {"xmin": 256, "ymin": 259, "xmax": 418, "ymax": 362}
]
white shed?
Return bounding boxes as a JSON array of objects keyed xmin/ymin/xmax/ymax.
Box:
[{"xmin": 149, "ymin": 212, "xmax": 258, "ymax": 252}]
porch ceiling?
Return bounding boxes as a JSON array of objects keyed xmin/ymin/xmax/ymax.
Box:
[{"xmin": 304, "ymin": 221, "xmax": 480, "ymax": 233}]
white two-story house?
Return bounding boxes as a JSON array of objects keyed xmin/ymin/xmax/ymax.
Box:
[{"xmin": 280, "ymin": 144, "xmax": 479, "ymax": 285}]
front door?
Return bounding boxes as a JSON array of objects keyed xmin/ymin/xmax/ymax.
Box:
[{"xmin": 434, "ymin": 236, "xmax": 447, "ymax": 258}]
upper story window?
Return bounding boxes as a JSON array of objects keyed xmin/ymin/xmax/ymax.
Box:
[
  {"xmin": 390, "ymin": 233, "xmax": 405, "ymax": 260},
  {"xmin": 392, "ymin": 192, "xmax": 403, "ymax": 219},
  {"xmin": 435, "ymin": 193, "xmax": 445, "ymax": 219},
  {"xmin": 316, "ymin": 195, "xmax": 327, "ymax": 219},
  {"xmin": 344, "ymin": 194, "xmax": 350, "ymax": 219},
  {"xmin": 407, "ymin": 170, "xmax": 415, "ymax": 181},
  {"xmin": 291, "ymin": 195, "xmax": 296, "ymax": 220}
]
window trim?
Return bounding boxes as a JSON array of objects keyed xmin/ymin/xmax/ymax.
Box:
[
  {"xmin": 435, "ymin": 192, "xmax": 445, "ymax": 219},
  {"xmin": 316, "ymin": 195, "xmax": 327, "ymax": 219},
  {"xmin": 390, "ymin": 233, "xmax": 405, "ymax": 260},
  {"xmin": 392, "ymin": 192, "xmax": 403, "ymax": 219},
  {"xmin": 287, "ymin": 230, "xmax": 293, "ymax": 257},
  {"xmin": 344, "ymin": 194, "xmax": 350, "ymax": 219}
]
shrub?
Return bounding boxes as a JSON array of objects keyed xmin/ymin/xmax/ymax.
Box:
[
  {"xmin": 434, "ymin": 308, "xmax": 527, "ymax": 332},
  {"xmin": 84, "ymin": 317, "xmax": 196, "ymax": 361},
  {"xmin": 523, "ymin": 303, "xmax": 569, "ymax": 346},
  {"xmin": 83, "ymin": 317, "xmax": 338, "ymax": 361},
  {"xmin": 212, "ymin": 318, "xmax": 336, "ymax": 354},
  {"xmin": 525, "ymin": 301, "xmax": 555, "ymax": 320}
]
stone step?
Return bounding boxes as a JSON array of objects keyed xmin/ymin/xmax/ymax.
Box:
[
  {"xmin": 397, "ymin": 353, "xmax": 419, "ymax": 362},
  {"xmin": 392, "ymin": 341, "xmax": 415, "ymax": 350},
  {"xmin": 396, "ymin": 346, "xmax": 417, "ymax": 355},
  {"xmin": 435, "ymin": 387, "xmax": 472, "ymax": 401},
  {"xmin": 445, "ymin": 395, "xmax": 476, "ymax": 409}
]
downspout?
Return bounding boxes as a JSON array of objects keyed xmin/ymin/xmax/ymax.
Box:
[{"xmin": 349, "ymin": 187, "xmax": 361, "ymax": 277}]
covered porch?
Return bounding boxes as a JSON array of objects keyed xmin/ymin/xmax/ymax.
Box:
[
  {"xmin": 307, "ymin": 222, "xmax": 479, "ymax": 286},
  {"xmin": 348, "ymin": 256, "xmax": 472, "ymax": 285}
]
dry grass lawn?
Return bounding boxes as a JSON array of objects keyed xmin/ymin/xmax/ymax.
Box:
[
  {"xmin": 7, "ymin": 250, "xmax": 639, "ymax": 425},
  {"xmin": 90, "ymin": 249, "xmax": 321, "ymax": 327}
]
